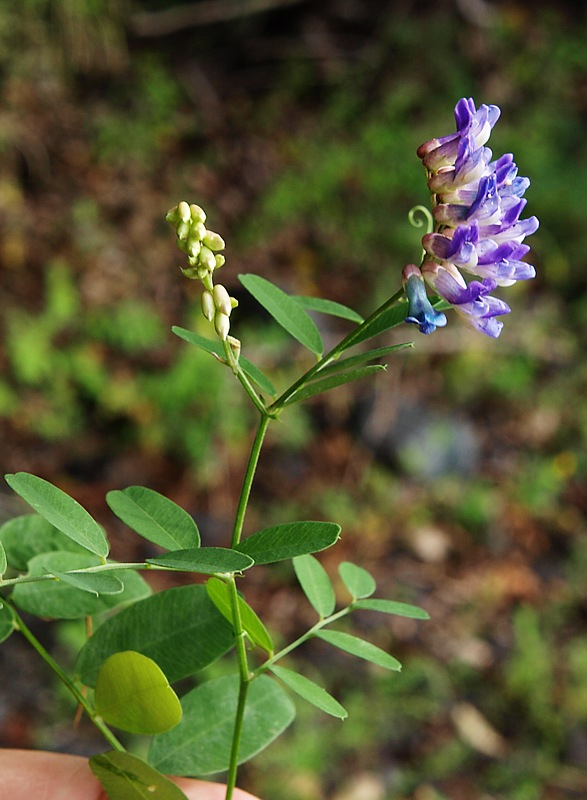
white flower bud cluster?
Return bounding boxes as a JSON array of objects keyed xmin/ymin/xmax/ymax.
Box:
[{"xmin": 166, "ymin": 201, "xmax": 238, "ymax": 341}]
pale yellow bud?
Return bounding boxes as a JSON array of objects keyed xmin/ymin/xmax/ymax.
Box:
[
  {"xmin": 199, "ymin": 245, "xmax": 216, "ymax": 272},
  {"xmin": 192, "ymin": 221, "xmax": 207, "ymax": 241},
  {"xmin": 176, "ymin": 220, "xmax": 190, "ymax": 241},
  {"xmin": 178, "ymin": 201, "xmax": 191, "ymax": 223},
  {"xmin": 214, "ymin": 311, "xmax": 230, "ymax": 340},
  {"xmin": 213, "ymin": 284, "xmax": 232, "ymax": 316},
  {"xmin": 201, "ymin": 290, "xmax": 215, "ymax": 322},
  {"xmin": 186, "ymin": 238, "xmax": 201, "ymax": 259},
  {"xmin": 203, "ymin": 231, "xmax": 225, "ymax": 252},
  {"xmin": 190, "ymin": 204, "xmax": 206, "ymax": 224},
  {"xmin": 230, "ymin": 297, "xmax": 239, "ymax": 309},
  {"xmin": 214, "ymin": 254, "xmax": 225, "ymax": 270}
]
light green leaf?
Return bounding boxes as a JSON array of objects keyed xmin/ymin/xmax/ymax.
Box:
[
  {"xmin": 0, "ymin": 540, "xmax": 6, "ymax": 577},
  {"xmin": 149, "ymin": 674, "xmax": 295, "ymax": 776},
  {"xmin": 293, "ymin": 554, "xmax": 335, "ymax": 617},
  {"xmin": 235, "ymin": 521, "xmax": 341, "ymax": 565},
  {"xmin": 341, "ymin": 302, "xmax": 409, "ymax": 350},
  {"xmin": 50, "ymin": 569, "xmax": 124, "ymax": 597},
  {"xmin": 239, "ymin": 274, "xmax": 323, "ymax": 356},
  {"xmin": 12, "ymin": 552, "xmax": 149, "ymax": 619},
  {"xmin": 147, "ymin": 547, "xmax": 253, "ymax": 574},
  {"xmin": 172, "ymin": 327, "xmax": 277, "ymax": 397},
  {"xmin": 106, "ymin": 487, "xmax": 200, "ymax": 551},
  {"xmin": 270, "ymin": 664, "xmax": 347, "ymax": 719},
  {"xmin": 282, "ymin": 365, "xmax": 385, "ymax": 406},
  {"xmin": 353, "ymin": 598, "xmax": 430, "ymax": 619},
  {"xmin": 95, "ymin": 651, "xmax": 182, "ymax": 735},
  {"xmin": 0, "ymin": 514, "xmax": 88, "ymax": 571},
  {"xmin": 4, "ymin": 473, "xmax": 109, "ymax": 558},
  {"xmin": 338, "ymin": 561, "xmax": 376, "ymax": 600},
  {"xmin": 90, "ymin": 751, "xmax": 189, "ymax": 800},
  {"xmin": 315, "ymin": 344, "xmax": 412, "ymax": 379},
  {"xmin": 0, "ymin": 602, "xmax": 15, "ymax": 643},
  {"xmin": 206, "ymin": 577, "xmax": 273, "ymax": 654},
  {"xmin": 293, "ymin": 296, "xmax": 363, "ymax": 323},
  {"xmin": 76, "ymin": 584, "xmax": 234, "ymax": 687},
  {"xmin": 317, "ymin": 630, "xmax": 402, "ymax": 671}
]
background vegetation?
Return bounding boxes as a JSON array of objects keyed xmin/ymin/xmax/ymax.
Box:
[{"xmin": 0, "ymin": 1, "xmax": 586, "ymax": 799}]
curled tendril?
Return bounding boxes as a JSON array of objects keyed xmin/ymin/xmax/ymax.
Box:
[{"xmin": 408, "ymin": 205, "xmax": 434, "ymax": 235}]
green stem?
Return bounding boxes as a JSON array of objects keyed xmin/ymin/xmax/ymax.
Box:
[
  {"xmin": 225, "ymin": 577, "xmax": 252, "ymax": 800},
  {"xmin": 231, "ymin": 412, "xmax": 270, "ymax": 548},
  {"xmin": 222, "ymin": 338, "xmax": 268, "ymax": 416},
  {"xmin": 268, "ymin": 287, "xmax": 406, "ymax": 412},
  {"xmin": 0, "ymin": 561, "xmax": 179, "ymax": 589},
  {"xmin": 251, "ymin": 605, "xmax": 353, "ymax": 679},
  {"xmin": 6, "ymin": 599, "xmax": 125, "ymax": 752}
]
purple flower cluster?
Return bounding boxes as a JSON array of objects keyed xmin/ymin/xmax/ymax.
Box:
[{"xmin": 404, "ymin": 98, "xmax": 539, "ymax": 337}]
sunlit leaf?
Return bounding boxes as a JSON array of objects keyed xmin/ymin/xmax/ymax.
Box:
[
  {"xmin": 317, "ymin": 629, "xmax": 402, "ymax": 671},
  {"xmin": 235, "ymin": 521, "xmax": 340, "ymax": 565},
  {"xmin": 206, "ymin": 577, "xmax": 273, "ymax": 654},
  {"xmin": 270, "ymin": 664, "xmax": 347, "ymax": 719},
  {"xmin": 149, "ymin": 674, "xmax": 295, "ymax": 776},
  {"xmin": 353, "ymin": 598, "xmax": 430, "ymax": 619},
  {"xmin": 106, "ymin": 487, "xmax": 200, "ymax": 551},
  {"xmin": 4, "ymin": 473, "xmax": 109, "ymax": 558},
  {"xmin": 239, "ymin": 274, "xmax": 323, "ymax": 355},
  {"xmin": 172, "ymin": 326, "xmax": 276, "ymax": 396},
  {"xmin": 282, "ymin": 366, "xmax": 385, "ymax": 406},
  {"xmin": 293, "ymin": 554, "xmax": 335, "ymax": 617},
  {"xmin": 76, "ymin": 585, "xmax": 234, "ymax": 687},
  {"xmin": 90, "ymin": 751, "xmax": 189, "ymax": 800},
  {"xmin": 95, "ymin": 651, "xmax": 182, "ymax": 735},
  {"xmin": 50, "ymin": 569, "xmax": 124, "ymax": 597},
  {"xmin": 315, "ymin": 344, "xmax": 412, "ymax": 378},
  {"xmin": 0, "ymin": 514, "xmax": 88, "ymax": 571},
  {"xmin": 341, "ymin": 302, "xmax": 409, "ymax": 350},
  {"xmin": 293, "ymin": 295, "xmax": 363, "ymax": 323},
  {"xmin": 338, "ymin": 561, "xmax": 376, "ymax": 600},
  {"xmin": 147, "ymin": 547, "xmax": 253, "ymax": 574}
]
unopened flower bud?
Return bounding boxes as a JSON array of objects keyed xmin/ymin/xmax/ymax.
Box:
[
  {"xmin": 199, "ymin": 245, "xmax": 216, "ymax": 272},
  {"xmin": 178, "ymin": 201, "xmax": 191, "ymax": 223},
  {"xmin": 192, "ymin": 221, "xmax": 206, "ymax": 241},
  {"xmin": 203, "ymin": 231, "xmax": 225, "ymax": 252},
  {"xmin": 190, "ymin": 204, "xmax": 206, "ymax": 224},
  {"xmin": 180, "ymin": 265, "xmax": 199, "ymax": 279},
  {"xmin": 214, "ymin": 254, "xmax": 225, "ymax": 270},
  {"xmin": 230, "ymin": 297, "xmax": 239, "ymax": 310},
  {"xmin": 213, "ymin": 284, "xmax": 232, "ymax": 316},
  {"xmin": 201, "ymin": 290, "xmax": 215, "ymax": 322},
  {"xmin": 186, "ymin": 238, "xmax": 201, "ymax": 259},
  {"xmin": 214, "ymin": 311, "xmax": 230, "ymax": 340},
  {"xmin": 176, "ymin": 220, "xmax": 190, "ymax": 241}
]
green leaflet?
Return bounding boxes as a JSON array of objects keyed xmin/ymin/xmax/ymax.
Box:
[
  {"xmin": 76, "ymin": 584, "xmax": 234, "ymax": 687},
  {"xmin": 206, "ymin": 577, "xmax": 273, "ymax": 654},
  {"xmin": 0, "ymin": 514, "xmax": 88, "ymax": 571},
  {"xmin": 282, "ymin": 365, "xmax": 385, "ymax": 406},
  {"xmin": 12, "ymin": 552, "xmax": 148, "ymax": 619},
  {"xmin": 341, "ymin": 301, "xmax": 409, "ymax": 350},
  {"xmin": 50, "ymin": 569, "xmax": 124, "ymax": 597},
  {"xmin": 293, "ymin": 295, "xmax": 364, "ymax": 323},
  {"xmin": 353, "ymin": 598, "xmax": 430, "ymax": 619},
  {"xmin": 90, "ymin": 751, "xmax": 189, "ymax": 800},
  {"xmin": 235, "ymin": 521, "xmax": 341, "ymax": 565},
  {"xmin": 0, "ymin": 540, "xmax": 6, "ymax": 578},
  {"xmin": 95, "ymin": 651, "xmax": 182, "ymax": 735},
  {"xmin": 338, "ymin": 561, "xmax": 376, "ymax": 600},
  {"xmin": 106, "ymin": 486, "xmax": 200, "ymax": 551},
  {"xmin": 147, "ymin": 547, "xmax": 253, "ymax": 574},
  {"xmin": 4, "ymin": 473, "xmax": 109, "ymax": 558},
  {"xmin": 149, "ymin": 674, "xmax": 295, "ymax": 776},
  {"xmin": 293, "ymin": 554, "xmax": 336, "ymax": 618},
  {"xmin": 239, "ymin": 274, "xmax": 323, "ymax": 356},
  {"xmin": 172, "ymin": 327, "xmax": 277, "ymax": 396},
  {"xmin": 270, "ymin": 664, "xmax": 347, "ymax": 719},
  {"xmin": 317, "ymin": 629, "xmax": 402, "ymax": 672}
]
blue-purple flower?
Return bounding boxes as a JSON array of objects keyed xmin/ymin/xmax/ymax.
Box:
[{"xmin": 406, "ymin": 97, "xmax": 539, "ymax": 337}]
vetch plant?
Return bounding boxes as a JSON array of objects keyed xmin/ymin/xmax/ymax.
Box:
[{"xmin": 0, "ymin": 98, "xmax": 538, "ymax": 800}]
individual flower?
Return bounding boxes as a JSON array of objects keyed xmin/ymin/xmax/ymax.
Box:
[
  {"xmin": 402, "ymin": 264, "xmax": 447, "ymax": 335},
  {"xmin": 407, "ymin": 97, "xmax": 539, "ymax": 338}
]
